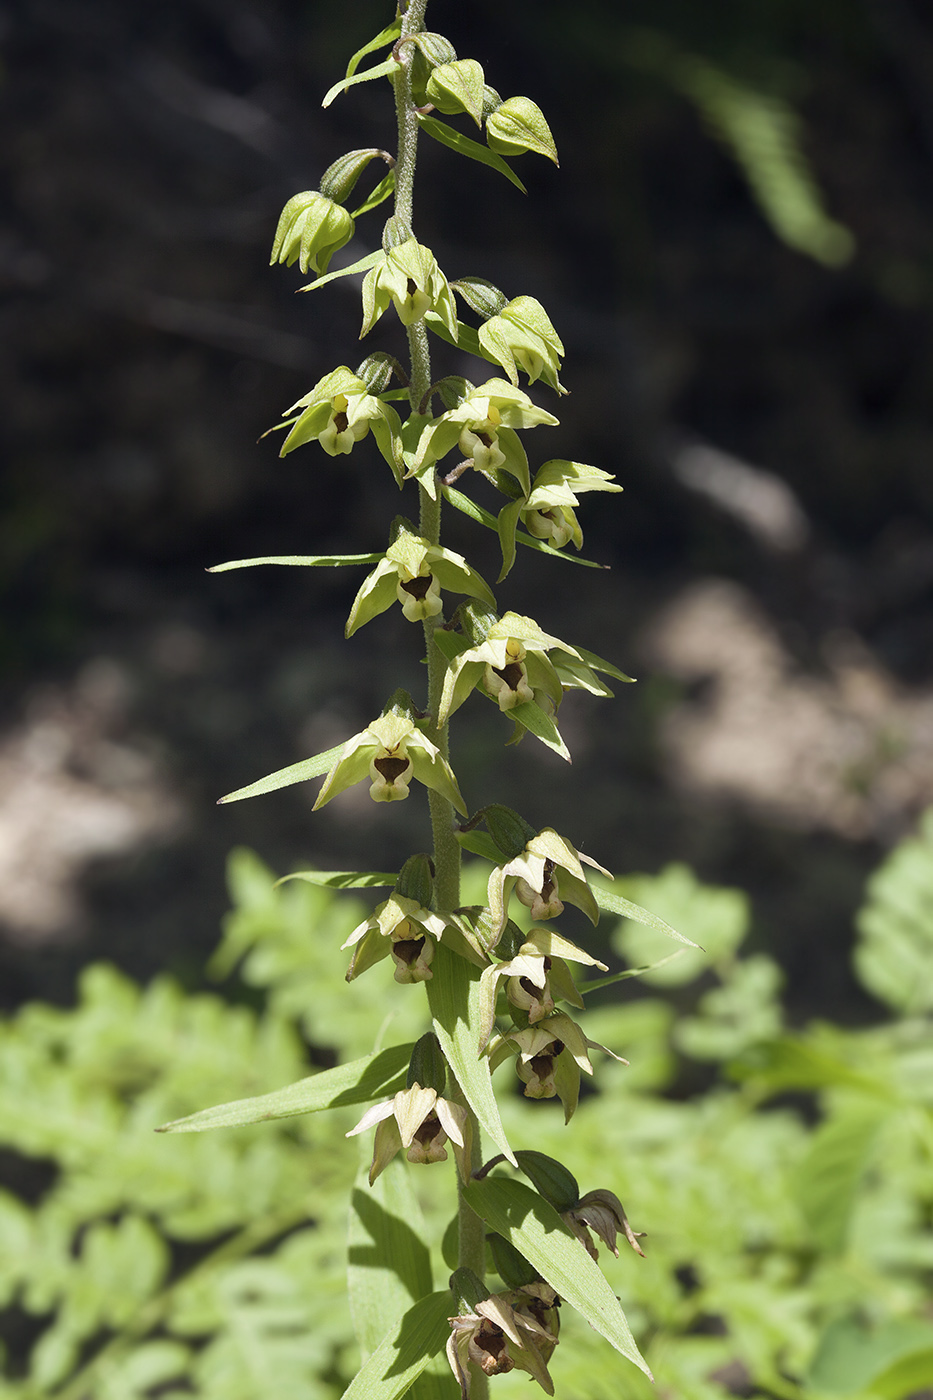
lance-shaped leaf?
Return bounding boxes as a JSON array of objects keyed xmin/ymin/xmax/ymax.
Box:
[
  {"xmin": 314, "ymin": 707, "xmax": 467, "ymax": 816},
  {"xmin": 417, "ymin": 114, "xmax": 527, "ymax": 193},
  {"xmin": 464, "ymin": 1177, "xmax": 651, "ymax": 1378},
  {"xmin": 592, "ymin": 883, "xmax": 701, "ymax": 949},
  {"xmin": 348, "ymin": 1158, "xmax": 435, "ymax": 1364},
  {"xmin": 275, "ymin": 869, "xmax": 397, "ymax": 890},
  {"xmin": 352, "ymin": 169, "xmax": 396, "ymax": 218},
  {"xmin": 155, "ymin": 1043, "xmax": 412, "ymax": 1133},
  {"xmin": 218, "ymin": 743, "xmax": 347, "ymax": 804},
  {"xmin": 341, "ymin": 1290, "xmax": 456, "ymax": 1400},
  {"xmin": 425, "ymin": 59, "xmax": 485, "ymax": 127},
  {"xmin": 208, "ymin": 552, "xmax": 382, "ymax": 573},
  {"xmin": 486, "ymin": 97, "xmax": 559, "ymax": 165},
  {"xmin": 427, "ymin": 941, "xmax": 516, "ymax": 1167},
  {"xmin": 344, "ymin": 17, "xmax": 402, "ymax": 83},
  {"xmin": 322, "ymin": 54, "xmax": 399, "ymax": 109},
  {"xmin": 299, "ymin": 247, "xmax": 383, "ymax": 293},
  {"xmin": 346, "ymin": 527, "xmax": 496, "ymax": 637}
]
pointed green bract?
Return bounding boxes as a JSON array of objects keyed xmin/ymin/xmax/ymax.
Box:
[
  {"xmin": 208, "ymin": 553, "xmax": 382, "ymax": 572},
  {"xmin": 155, "ymin": 1045, "xmax": 412, "ymax": 1133},
  {"xmin": 464, "ymin": 1176, "xmax": 651, "ymax": 1377},
  {"xmin": 322, "ymin": 55, "xmax": 399, "ymax": 110},
  {"xmin": 593, "ymin": 884, "xmax": 702, "ymax": 948},
  {"xmin": 417, "ymin": 114, "xmax": 527, "ymax": 193},
  {"xmin": 218, "ymin": 745, "xmax": 347, "ymax": 804},
  {"xmin": 275, "ymin": 870, "xmax": 397, "ymax": 890},
  {"xmin": 426, "ymin": 942, "xmax": 516, "ymax": 1168}
]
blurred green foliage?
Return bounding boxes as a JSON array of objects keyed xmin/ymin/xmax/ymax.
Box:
[{"xmin": 2, "ymin": 815, "xmax": 932, "ymax": 1399}]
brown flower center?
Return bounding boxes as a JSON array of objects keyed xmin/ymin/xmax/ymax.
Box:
[{"xmin": 373, "ymin": 755, "xmax": 410, "ymax": 783}]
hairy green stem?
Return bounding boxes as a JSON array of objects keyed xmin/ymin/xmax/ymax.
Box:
[{"xmin": 393, "ymin": 0, "xmax": 480, "ymax": 1344}]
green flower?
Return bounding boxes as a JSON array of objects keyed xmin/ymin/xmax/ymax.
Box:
[
  {"xmin": 345, "ymin": 524, "xmax": 496, "ymax": 637},
  {"xmin": 492, "ymin": 1012, "xmax": 626, "ymax": 1122},
  {"xmin": 361, "ymin": 237, "xmax": 458, "ymax": 339},
  {"xmin": 346, "ymin": 1084, "xmax": 472, "ymax": 1185},
  {"xmin": 484, "ymin": 825, "xmax": 611, "ymax": 945},
  {"xmin": 522, "ymin": 458, "xmax": 623, "ymax": 550},
  {"xmin": 270, "ymin": 190, "xmax": 354, "ymax": 276},
  {"xmin": 415, "ymin": 379, "xmax": 558, "ymax": 494},
  {"xmin": 436, "ymin": 613, "xmax": 585, "ymax": 724},
  {"xmin": 313, "ymin": 706, "xmax": 466, "ymax": 815},
  {"xmin": 476, "ymin": 926, "xmax": 607, "ymax": 1050},
  {"xmin": 478, "ymin": 296, "xmax": 565, "ymax": 393},
  {"xmin": 342, "ymin": 893, "xmax": 452, "ymax": 984},
  {"xmin": 278, "ymin": 367, "xmax": 401, "ymax": 474}
]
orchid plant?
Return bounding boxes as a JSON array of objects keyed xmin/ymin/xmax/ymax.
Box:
[{"xmin": 160, "ymin": 5, "xmax": 694, "ymax": 1396}]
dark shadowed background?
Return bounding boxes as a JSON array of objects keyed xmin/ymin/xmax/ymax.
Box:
[{"xmin": 3, "ymin": 0, "xmax": 933, "ymax": 1019}]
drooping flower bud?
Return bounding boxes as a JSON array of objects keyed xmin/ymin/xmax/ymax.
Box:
[{"xmin": 270, "ymin": 190, "xmax": 354, "ymax": 276}]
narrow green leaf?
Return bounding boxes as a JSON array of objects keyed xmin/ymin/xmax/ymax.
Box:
[
  {"xmin": 277, "ymin": 869, "xmax": 397, "ymax": 890},
  {"xmin": 349, "ymin": 1158, "xmax": 434, "ymax": 1360},
  {"xmin": 464, "ymin": 1176, "xmax": 651, "ymax": 1377},
  {"xmin": 299, "ymin": 248, "xmax": 383, "ymax": 294},
  {"xmin": 593, "ymin": 885, "xmax": 701, "ymax": 948},
  {"xmin": 809, "ymin": 1316, "xmax": 933, "ymax": 1395},
  {"xmin": 218, "ymin": 745, "xmax": 345, "ymax": 804},
  {"xmin": 352, "ymin": 170, "xmax": 396, "ymax": 218},
  {"xmin": 209, "ymin": 553, "xmax": 382, "ymax": 573},
  {"xmin": 442, "ymin": 487, "xmax": 605, "ymax": 569},
  {"xmin": 577, "ymin": 953, "xmax": 687, "ymax": 993},
  {"xmin": 427, "ymin": 942, "xmax": 516, "ymax": 1167},
  {"xmin": 340, "ymin": 1290, "xmax": 454, "ymax": 1400},
  {"xmin": 417, "ymin": 115, "xmax": 527, "ymax": 193},
  {"xmin": 345, "ymin": 19, "xmax": 403, "ymax": 81},
  {"xmin": 323, "ymin": 56, "xmax": 399, "ymax": 110},
  {"xmin": 155, "ymin": 1044, "xmax": 412, "ymax": 1132}
]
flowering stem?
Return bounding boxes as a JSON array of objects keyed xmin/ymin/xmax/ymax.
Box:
[{"xmin": 393, "ymin": 0, "xmax": 477, "ymax": 1327}]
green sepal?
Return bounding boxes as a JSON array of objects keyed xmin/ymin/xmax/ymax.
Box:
[
  {"xmin": 511, "ymin": 1150, "xmax": 581, "ymax": 1212},
  {"xmin": 155, "ymin": 1044, "xmax": 412, "ymax": 1133},
  {"xmin": 396, "ymin": 853, "xmax": 435, "ymax": 908},
  {"xmin": 351, "ymin": 169, "xmax": 396, "ymax": 218},
  {"xmin": 208, "ymin": 552, "xmax": 382, "ymax": 573},
  {"xmin": 487, "ymin": 1234, "xmax": 541, "ymax": 1290},
  {"xmin": 319, "ymin": 148, "xmax": 392, "ymax": 204},
  {"xmin": 322, "ymin": 54, "xmax": 399, "ymax": 110},
  {"xmin": 450, "ymin": 276, "xmax": 508, "ymax": 319},
  {"xmin": 345, "ymin": 928, "xmax": 393, "ymax": 982},
  {"xmin": 407, "ymin": 1031, "xmax": 448, "ymax": 1095},
  {"xmin": 464, "ymin": 1177, "xmax": 651, "ymax": 1377},
  {"xmin": 345, "ymin": 557, "xmax": 398, "ymax": 637},
  {"xmin": 485, "ymin": 805, "xmax": 538, "ymax": 859},
  {"xmin": 486, "ymin": 96, "xmax": 559, "ymax": 165},
  {"xmin": 399, "ymin": 31, "xmax": 457, "ymax": 70},
  {"xmin": 425, "ymin": 59, "xmax": 485, "ymax": 127},
  {"xmin": 382, "ymin": 214, "xmax": 413, "ymax": 251},
  {"xmin": 506, "ymin": 699, "xmax": 570, "ymax": 761},
  {"xmin": 417, "ymin": 114, "xmax": 527, "ymax": 193}
]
